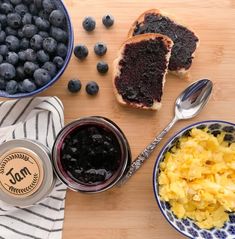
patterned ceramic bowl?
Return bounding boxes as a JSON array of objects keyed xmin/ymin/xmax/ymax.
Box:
[
  {"xmin": 0, "ymin": 0, "xmax": 74, "ymax": 98},
  {"xmin": 153, "ymin": 120, "xmax": 235, "ymax": 239}
]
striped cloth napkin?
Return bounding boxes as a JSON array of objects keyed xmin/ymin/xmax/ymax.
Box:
[{"xmin": 0, "ymin": 97, "xmax": 67, "ymax": 239}]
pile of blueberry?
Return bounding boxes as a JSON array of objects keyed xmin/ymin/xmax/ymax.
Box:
[
  {"xmin": 68, "ymin": 14, "xmax": 114, "ymax": 95},
  {"xmin": 0, "ymin": 0, "xmax": 68, "ymax": 94}
]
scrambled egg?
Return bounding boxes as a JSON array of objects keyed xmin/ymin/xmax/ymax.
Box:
[{"xmin": 159, "ymin": 128, "xmax": 235, "ymax": 229}]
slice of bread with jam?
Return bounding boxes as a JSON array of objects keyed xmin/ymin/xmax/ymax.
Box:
[
  {"xmin": 128, "ymin": 9, "xmax": 199, "ymax": 79},
  {"xmin": 113, "ymin": 33, "xmax": 173, "ymax": 110}
]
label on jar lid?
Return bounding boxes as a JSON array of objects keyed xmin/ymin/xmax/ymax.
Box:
[{"xmin": 0, "ymin": 147, "xmax": 43, "ymax": 198}]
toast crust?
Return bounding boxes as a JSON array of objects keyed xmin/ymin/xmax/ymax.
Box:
[
  {"xmin": 128, "ymin": 9, "xmax": 199, "ymax": 79},
  {"xmin": 113, "ymin": 33, "xmax": 173, "ymax": 110}
]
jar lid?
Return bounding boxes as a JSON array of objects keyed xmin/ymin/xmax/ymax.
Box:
[{"xmin": 0, "ymin": 139, "xmax": 55, "ymax": 207}]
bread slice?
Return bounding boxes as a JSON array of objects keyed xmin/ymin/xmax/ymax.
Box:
[
  {"xmin": 113, "ymin": 33, "xmax": 173, "ymax": 110},
  {"xmin": 128, "ymin": 9, "xmax": 199, "ymax": 79}
]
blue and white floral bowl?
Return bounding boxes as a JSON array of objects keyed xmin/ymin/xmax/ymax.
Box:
[{"xmin": 153, "ymin": 120, "xmax": 235, "ymax": 239}]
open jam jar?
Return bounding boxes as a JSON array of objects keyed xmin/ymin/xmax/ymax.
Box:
[{"xmin": 52, "ymin": 116, "xmax": 131, "ymax": 193}]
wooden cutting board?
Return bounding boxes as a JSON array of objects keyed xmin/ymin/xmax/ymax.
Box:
[{"xmin": 20, "ymin": 0, "xmax": 235, "ymax": 238}]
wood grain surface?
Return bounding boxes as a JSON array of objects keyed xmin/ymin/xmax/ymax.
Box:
[{"xmin": 4, "ymin": 0, "xmax": 235, "ymax": 238}]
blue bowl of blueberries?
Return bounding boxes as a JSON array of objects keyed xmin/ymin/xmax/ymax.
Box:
[{"xmin": 0, "ymin": 0, "xmax": 74, "ymax": 98}]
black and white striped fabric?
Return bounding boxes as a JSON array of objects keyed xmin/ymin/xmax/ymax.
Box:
[{"xmin": 0, "ymin": 97, "xmax": 67, "ymax": 239}]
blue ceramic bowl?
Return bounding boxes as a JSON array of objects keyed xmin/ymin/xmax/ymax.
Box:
[
  {"xmin": 0, "ymin": 0, "xmax": 74, "ymax": 98},
  {"xmin": 153, "ymin": 120, "xmax": 235, "ymax": 239}
]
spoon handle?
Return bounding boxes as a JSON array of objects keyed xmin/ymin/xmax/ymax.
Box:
[{"xmin": 119, "ymin": 116, "xmax": 179, "ymax": 185}]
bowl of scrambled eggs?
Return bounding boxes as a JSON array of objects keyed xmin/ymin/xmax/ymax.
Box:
[{"xmin": 153, "ymin": 120, "xmax": 235, "ymax": 239}]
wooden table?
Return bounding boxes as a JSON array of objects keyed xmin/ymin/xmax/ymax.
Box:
[{"xmin": 40, "ymin": 0, "xmax": 235, "ymax": 238}]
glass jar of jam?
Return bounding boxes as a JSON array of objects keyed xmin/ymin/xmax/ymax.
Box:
[{"xmin": 52, "ymin": 116, "xmax": 131, "ymax": 193}]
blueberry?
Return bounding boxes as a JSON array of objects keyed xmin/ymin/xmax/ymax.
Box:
[
  {"xmin": 34, "ymin": 0, "xmax": 42, "ymax": 9},
  {"xmin": 15, "ymin": 4, "xmax": 28, "ymax": 16},
  {"xmin": 29, "ymin": 4, "xmax": 37, "ymax": 15},
  {"xmin": 5, "ymin": 35, "xmax": 19, "ymax": 51},
  {"xmin": 7, "ymin": 13, "xmax": 21, "ymax": 29},
  {"xmin": 17, "ymin": 81, "xmax": 25, "ymax": 92},
  {"xmin": 0, "ymin": 14, "xmax": 7, "ymax": 28},
  {"xmin": 22, "ymin": 78, "xmax": 36, "ymax": 92},
  {"xmin": 34, "ymin": 68, "xmax": 51, "ymax": 86},
  {"xmin": 56, "ymin": 43, "xmax": 67, "ymax": 58},
  {"xmin": 6, "ymin": 80, "xmax": 18, "ymax": 94},
  {"xmin": 38, "ymin": 10, "xmax": 48, "ymax": 20},
  {"xmin": 102, "ymin": 14, "xmax": 114, "ymax": 28},
  {"xmin": 37, "ymin": 49, "xmax": 49, "ymax": 63},
  {"xmin": 53, "ymin": 56, "xmax": 64, "ymax": 69},
  {"xmin": 22, "ymin": 0, "xmax": 33, "ymax": 4},
  {"xmin": 0, "ymin": 3, "xmax": 14, "ymax": 14},
  {"xmin": 0, "ymin": 78, "xmax": 6, "ymax": 90},
  {"xmin": 82, "ymin": 16, "xmax": 96, "ymax": 32},
  {"xmin": 17, "ymin": 28, "xmax": 24, "ymax": 38},
  {"xmin": 6, "ymin": 52, "xmax": 18, "ymax": 65},
  {"xmin": 38, "ymin": 31, "xmax": 49, "ymax": 39},
  {"xmin": 0, "ymin": 45, "xmax": 8, "ymax": 56},
  {"xmin": 43, "ymin": 37, "xmax": 57, "ymax": 53},
  {"xmin": 0, "ymin": 30, "xmax": 6, "ymax": 43},
  {"xmin": 86, "ymin": 81, "xmax": 99, "ymax": 95},
  {"xmin": 97, "ymin": 61, "xmax": 109, "ymax": 74},
  {"xmin": 94, "ymin": 42, "xmax": 107, "ymax": 56},
  {"xmin": 50, "ymin": 26, "xmax": 67, "ymax": 43},
  {"xmin": 73, "ymin": 44, "xmax": 88, "ymax": 60},
  {"xmin": 10, "ymin": 0, "xmax": 22, "ymax": 5},
  {"xmin": 24, "ymin": 61, "xmax": 39, "ymax": 76},
  {"xmin": 68, "ymin": 79, "xmax": 81, "ymax": 93},
  {"xmin": 42, "ymin": 0, "xmax": 55, "ymax": 14},
  {"xmin": 16, "ymin": 65, "xmax": 25, "ymax": 79},
  {"xmin": 0, "ymin": 63, "xmax": 16, "ymax": 80},
  {"xmin": 19, "ymin": 38, "xmax": 28, "ymax": 50},
  {"xmin": 18, "ymin": 50, "xmax": 26, "ymax": 61},
  {"xmin": 42, "ymin": 61, "xmax": 56, "ymax": 77},
  {"xmin": 0, "ymin": 55, "xmax": 3, "ymax": 64},
  {"xmin": 5, "ymin": 26, "xmax": 17, "ymax": 36},
  {"xmin": 30, "ymin": 34, "xmax": 43, "ymax": 50},
  {"xmin": 22, "ymin": 12, "xmax": 32, "ymax": 25},
  {"xmin": 22, "ymin": 24, "xmax": 38, "ymax": 38},
  {"xmin": 25, "ymin": 48, "xmax": 36, "ymax": 61},
  {"xmin": 35, "ymin": 17, "xmax": 50, "ymax": 31},
  {"xmin": 49, "ymin": 10, "xmax": 65, "ymax": 27}
]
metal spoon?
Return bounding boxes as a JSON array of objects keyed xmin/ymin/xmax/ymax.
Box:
[{"xmin": 119, "ymin": 79, "xmax": 213, "ymax": 185}]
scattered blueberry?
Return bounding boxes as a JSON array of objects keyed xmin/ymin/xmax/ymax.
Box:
[
  {"xmin": 6, "ymin": 52, "xmax": 19, "ymax": 65},
  {"xmin": 22, "ymin": 78, "xmax": 36, "ymax": 92},
  {"xmin": 43, "ymin": 37, "xmax": 57, "ymax": 53},
  {"xmin": 49, "ymin": 10, "xmax": 64, "ymax": 27},
  {"xmin": 42, "ymin": 61, "xmax": 56, "ymax": 77},
  {"xmin": 34, "ymin": 68, "xmax": 51, "ymax": 86},
  {"xmin": 86, "ymin": 81, "xmax": 99, "ymax": 95},
  {"xmin": 24, "ymin": 61, "xmax": 39, "ymax": 76},
  {"xmin": 82, "ymin": 16, "xmax": 96, "ymax": 32},
  {"xmin": 97, "ymin": 61, "xmax": 109, "ymax": 74},
  {"xmin": 57, "ymin": 43, "xmax": 67, "ymax": 58},
  {"xmin": 0, "ymin": 63, "xmax": 16, "ymax": 80},
  {"xmin": 5, "ymin": 35, "xmax": 19, "ymax": 51},
  {"xmin": 22, "ymin": 24, "xmax": 38, "ymax": 38},
  {"xmin": 37, "ymin": 49, "xmax": 49, "ymax": 63},
  {"xmin": 94, "ymin": 42, "xmax": 107, "ymax": 56},
  {"xmin": 6, "ymin": 80, "xmax": 18, "ymax": 94},
  {"xmin": 53, "ymin": 56, "xmax": 64, "ymax": 69},
  {"xmin": 7, "ymin": 13, "xmax": 22, "ymax": 28},
  {"xmin": 102, "ymin": 14, "xmax": 114, "ymax": 28},
  {"xmin": 30, "ymin": 34, "xmax": 43, "ymax": 50},
  {"xmin": 74, "ymin": 44, "xmax": 88, "ymax": 60},
  {"xmin": 68, "ymin": 79, "xmax": 81, "ymax": 93}
]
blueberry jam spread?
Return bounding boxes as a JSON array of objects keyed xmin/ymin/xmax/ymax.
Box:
[
  {"xmin": 115, "ymin": 37, "xmax": 169, "ymax": 107},
  {"xmin": 61, "ymin": 125, "xmax": 121, "ymax": 185},
  {"xmin": 133, "ymin": 13, "xmax": 199, "ymax": 71}
]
